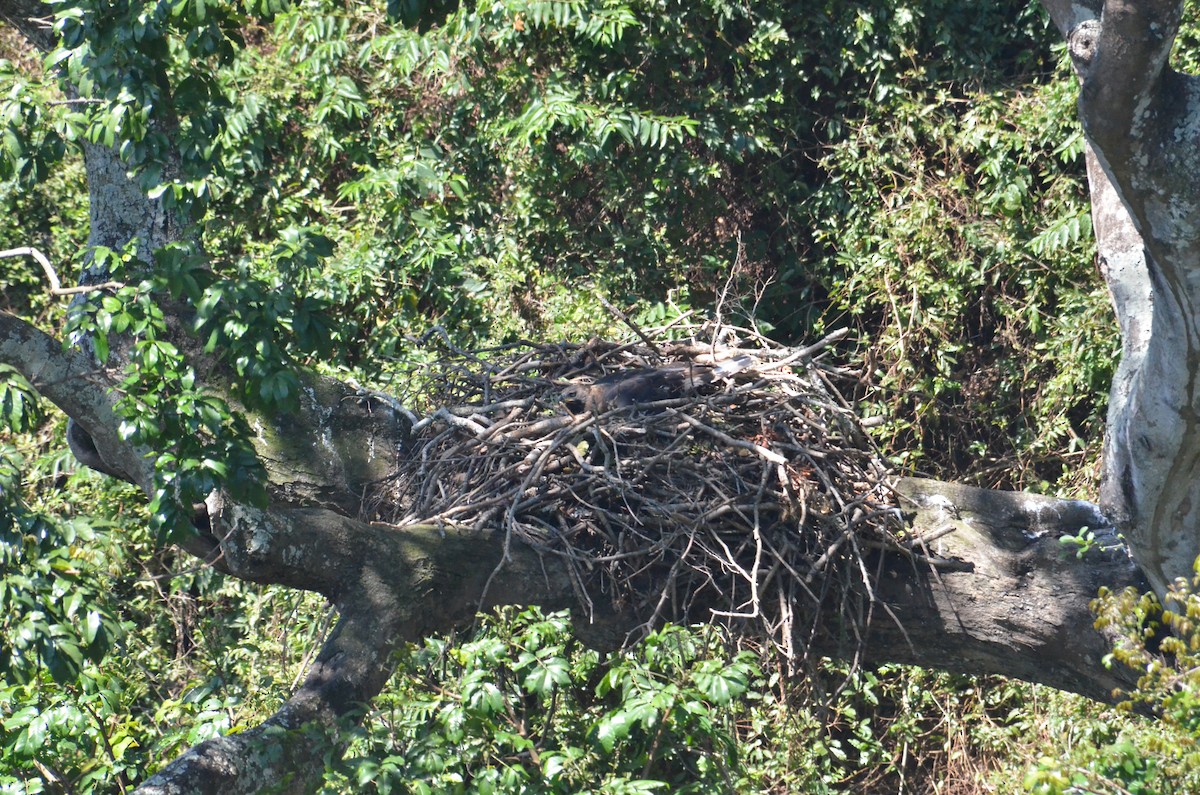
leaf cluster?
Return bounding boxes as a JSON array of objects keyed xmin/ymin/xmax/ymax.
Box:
[
  {"xmin": 0, "ymin": 447, "xmax": 120, "ymax": 686},
  {"xmin": 1041, "ymin": 571, "xmax": 1200, "ymax": 794},
  {"xmin": 327, "ymin": 607, "xmax": 761, "ymax": 794}
]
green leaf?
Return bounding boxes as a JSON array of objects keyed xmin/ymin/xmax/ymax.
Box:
[
  {"xmin": 523, "ymin": 654, "xmax": 570, "ymax": 695},
  {"xmin": 83, "ymin": 610, "xmax": 101, "ymax": 645},
  {"xmin": 595, "ymin": 710, "xmax": 635, "ymax": 752}
]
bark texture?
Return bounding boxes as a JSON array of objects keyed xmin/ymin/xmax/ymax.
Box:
[
  {"xmin": 876, "ymin": 479, "xmax": 1143, "ymax": 703},
  {"xmin": 1040, "ymin": 0, "xmax": 1200, "ymax": 599}
]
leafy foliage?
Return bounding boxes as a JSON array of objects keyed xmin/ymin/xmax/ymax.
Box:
[
  {"xmin": 323, "ymin": 609, "xmax": 1059, "ymax": 794},
  {"xmin": 0, "ymin": 444, "xmax": 122, "ymax": 686},
  {"xmin": 1017, "ymin": 574, "xmax": 1200, "ymax": 795},
  {"xmin": 326, "ymin": 609, "xmax": 758, "ymax": 793}
]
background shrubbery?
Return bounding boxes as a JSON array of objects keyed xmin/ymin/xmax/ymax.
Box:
[{"xmin": 1, "ymin": 0, "xmax": 1191, "ymax": 792}]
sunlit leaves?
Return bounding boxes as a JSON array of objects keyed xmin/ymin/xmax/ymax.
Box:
[
  {"xmin": 334, "ymin": 608, "xmax": 760, "ymax": 792},
  {"xmin": 0, "ymin": 365, "xmax": 42, "ymax": 434},
  {"xmin": 62, "ymin": 244, "xmax": 278, "ymax": 542},
  {"xmin": 39, "ymin": 0, "xmax": 245, "ymax": 219},
  {"xmin": 0, "ymin": 470, "xmax": 122, "ymax": 685},
  {"xmin": 0, "ymin": 67, "xmax": 67, "ymax": 186},
  {"xmin": 502, "ymin": 92, "xmax": 698, "ymax": 150}
]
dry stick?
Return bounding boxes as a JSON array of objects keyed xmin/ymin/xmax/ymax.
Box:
[
  {"xmin": 477, "ymin": 420, "xmax": 582, "ymax": 610},
  {"xmin": 778, "ymin": 587, "xmax": 796, "ymax": 663},
  {"xmin": 710, "ymin": 464, "xmax": 770, "ymax": 620},
  {"xmin": 440, "ymin": 397, "xmax": 536, "ymax": 417},
  {"xmin": 0, "ymin": 246, "xmax": 125, "ymax": 295},
  {"xmin": 493, "ymin": 349, "xmax": 570, "ymax": 379},
  {"xmin": 847, "ymin": 529, "xmax": 912, "ymax": 651},
  {"xmin": 752, "ymin": 327, "xmax": 854, "ymax": 373},
  {"xmin": 505, "ymin": 414, "xmax": 577, "ymax": 440},
  {"xmin": 674, "ymin": 411, "xmax": 787, "ymax": 465},
  {"xmin": 641, "ymin": 531, "xmax": 700, "ymax": 635},
  {"xmin": 543, "ymin": 535, "xmax": 675, "ymax": 564},
  {"xmin": 593, "ymin": 291, "xmax": 664, "ymax": 358},
  {"xmin": 706, "ymin": 525, "xmax": 760, "ymax": 618},
  {"xmin": 409, "ymin": 325, "xmax": 487, "ymax": 362},
  {"xmin": 805, "ymin": 520, "xmax": 855, "ymax": 585},
  {"xmin": 869, "ymin": 547, "xmax": 915, "ymax": 653},
  {"xmin": 553, "ymin": 533, "xmax": 596, "ymax": 622}
]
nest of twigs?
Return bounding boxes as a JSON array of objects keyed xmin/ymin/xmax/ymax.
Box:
[{"xmin": 376, "ymin": 323, "xmax": 903, "ymax": 660}]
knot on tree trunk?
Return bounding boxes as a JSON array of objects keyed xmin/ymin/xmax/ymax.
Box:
[{"xmin": 1069, "ymin": 18, "xmax": 1101, "ymax": 70}]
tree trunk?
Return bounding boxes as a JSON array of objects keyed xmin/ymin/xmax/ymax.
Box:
[{"xmin": 1040, "ymin": 0, "xmax": 1200, "ymax": 600}]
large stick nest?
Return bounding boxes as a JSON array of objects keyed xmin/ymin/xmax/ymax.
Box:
[{"xmin": 376, "ymin": 324, "xmax": 904, "ymax": 659}]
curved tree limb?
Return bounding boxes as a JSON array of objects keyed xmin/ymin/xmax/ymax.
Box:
[
  {"xmin": 0, "ymin": 311, "xmax": 152, "ymax": 489},
  {"xmin": 1034, "ymin": 1, "xmax": 1156, "ymax": 532},
  {"xmin": 134, "ymin": 513, "xmax": 628, "ymax": 795},
  {"xmin": 0, "ymin": 247, "xmax": 125, "ymax": 296},
  {"xmin": 1078, "ymin": 0, "xmax": 1182, "ymax": 158},
  {"xmin": 1029, "ymin": 0, "xmax": 1200, "ymax": 599},
  {"xmin": 134, "ymin": 608, "xmax": 398, "ymax": 795},
  {"xmin": 135, "ymin": 476, "xmax": 1149, "ymax": 794}
]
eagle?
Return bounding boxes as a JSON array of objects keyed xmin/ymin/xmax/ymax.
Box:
[{"xmin": 561, "ymin": 355, "xmax": 753, "ymax": 414}]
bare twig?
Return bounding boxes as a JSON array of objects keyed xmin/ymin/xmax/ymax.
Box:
[
  {"xmin": 593, "ymin": 291, "xmax": 664, "ymax": 358},
  {"xmin": 0, "ymin": 246, "xmax": 125, "ymax": 296}
]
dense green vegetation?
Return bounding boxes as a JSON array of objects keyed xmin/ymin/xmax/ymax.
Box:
[{"xmin": 2, "ymin": 0, "xmax": 1198, "ymax": 791}]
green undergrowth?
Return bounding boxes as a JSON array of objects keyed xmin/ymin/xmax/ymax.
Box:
[{"xmin": 2, "ymin": 419, "xmax": 1197, "ymax": 792}]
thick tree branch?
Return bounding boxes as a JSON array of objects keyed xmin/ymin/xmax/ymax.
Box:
[
  {"xmin": 1079, "ymin": 0, "xmax": 1182, "ymax": 157},
  {"xmin": 136, "ymin": 475, "xmax": 1149, "ymax": 794},
  {"xmin": 0, "ymin": 311, "xmax": 152, "ymax": 489},
  {"xmin": 134, "ymin": 515, "xmax": 630, "ymax": 795},
  {"xmin": 1086, "ymin": 143, "xmax": 1152, "ymax": 528},
  {"xmin": 134, "ymin": 609, "xmax": 396, "ymax": 795},
  {"xmin": 1036, "ymin": 0, "xmax": 1154, "ymax": 531},
  {"xmin": 1034, "ymin": 0, "xmax": 1200, "ymax": 600},
  {"xmin": 865, "ymin": 479, "xmax": 1144, "ymax": 702}
]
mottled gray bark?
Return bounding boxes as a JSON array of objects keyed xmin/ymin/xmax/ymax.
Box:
[
  {"xmin": 1041, "ymin": 0, "xmax": 1200, "ymax": 599},
  {"xmin": 877, "ymin": 479, "xmax": 1143, "ymax": 703},
  {"xmin": 1040, "ymin": 0, "xmax": 1154, "ymax": 537},
  {"xmin": 0, "ymin": 312, "xmax": 152, "ymax": 489}
]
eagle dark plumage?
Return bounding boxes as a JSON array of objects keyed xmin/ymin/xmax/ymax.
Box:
[{"xmin": 561, "ymin": 355, "xmax": 753, "ymax": 414}]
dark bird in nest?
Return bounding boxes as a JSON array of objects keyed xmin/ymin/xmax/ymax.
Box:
[{"xmin": 561, "ymin": 355, "xmax": 754, "ymax": 414}]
